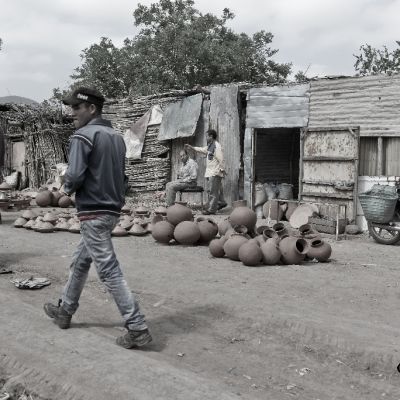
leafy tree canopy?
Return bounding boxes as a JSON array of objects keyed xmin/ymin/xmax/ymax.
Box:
[
  {"xmin": 354, "ymin": 42, "xmax": 400, "ymax": 76},
  {"xmin": 69, "ymin": 0, "xmax": 292, "ymax": 97}
]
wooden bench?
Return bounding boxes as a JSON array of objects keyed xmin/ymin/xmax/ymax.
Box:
[{"xmin": 177, "ymin": 186, "xmax": 204, "ymax": 209}]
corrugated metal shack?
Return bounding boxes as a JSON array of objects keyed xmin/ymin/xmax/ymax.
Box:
[
  {"xmin": 244, "ymin": 74, "xmax": 400, "ymax": 226},
  {"xmin": 0, "ymin": 104, "xmax": 72, "ymax": 188}
]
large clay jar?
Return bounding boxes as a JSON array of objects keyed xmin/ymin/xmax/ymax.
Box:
[
  {"xmin": 262, "ymin": 227, "xmax": 279, "ymax": 242},
  {"xmin": 218, "ymin": 218, "xmax": 232, "ymax": 236},
  {"xmin": 51, "ymin": 189, "xmax": 63, "ymax": 207},
  {"xmin": 238, "ymin": 241, "xmax": 263, "ymax": 266},
  {"xmin": 58, "ymin": 195, "xmax": 72, "ymax": 208},
  {"xmin": 229, "ymin": 206, "xmax": 257, "ymax": 231},
  {"xmin": 209, "ymin": 238, "xmax": 225, "ymax": 258},
  {"xmin": 279, "ymin": 237, "xmax": 309, "ymax": 265},
  {"xmin": 166, "ymin": 203, "xmax": 193, "ymax": 226},
  {"xmin": 272, "ymin": 222, "xmax": 290, "ymax": 239},
  {"xmin": 197, "ymin": 218, "xmax": 218, "ymax": 243},
  {"xmin": 223, "ymin": 234, "xmax": 249, "ymax": 261},
  {"xmin": 151, "ymin": 220, "xmax": 175, "ymax": 244},
  {"xmin": 260, "ymin": 239, "xmax": 281, "ymax": 265},
  {"xmin": 35, "ymin": 190, "xmax": 53, "ymax": 207},
  {"xmin": 299, "ymin": 223, "xmax": 321, "ymax": 240},
  {"xmin": 174, "ymin": 221, "xmax": 201, "ymax": 245},
  {"xmin": 224, "ymin": 224, "xmax": 249, "ymax": 240},
  {"xmin": 307, "ymin": 239, "xmax": 332, "ymax": 262}
]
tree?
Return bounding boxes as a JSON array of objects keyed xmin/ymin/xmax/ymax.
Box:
[
  {"xmin": 68, "ymin": 0, "xmax": 292, "ymax": 97},
  {"xmin": 0, "ymin": 38, "xmax": 3, "ymax": 51},
  {"xmin": 354, "ymin": 42, "xmax": 400, "ymax": 76}
]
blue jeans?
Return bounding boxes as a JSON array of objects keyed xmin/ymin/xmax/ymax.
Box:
[{"xmin": 61, "ymin": 214, "xmax": 147, "ymax": 331}]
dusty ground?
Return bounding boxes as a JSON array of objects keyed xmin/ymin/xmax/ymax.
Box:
[{"xmin": 1, "ymin": 207, "xmax": 400, "ymax": 400}]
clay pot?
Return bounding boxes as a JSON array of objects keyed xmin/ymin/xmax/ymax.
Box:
[
  {"xmin": 229, "ymin": 206, "xmax": 257, "ymax": 231},
  {"xmin": 247, "ymin": 238, "xmax": 261, "ymax": 246},
  {"xmin": 174, "ymin": 221, "xmax": 201, "ymax": 245},
  {"xmin": 218, "ymin": 218, "xmax": 232, "ymax": 236},
  {"xmin": 14, "ymin": 217, "xmax": 28, "ymax": 228},
  {"xmin": 32, "ymin": 217, "xmax": 44, "ymax": 230},
  {"xmin": 279, "ymin": 237, "xmax": 309, "ymax": 265},
  {"xmin": 289, "ymin": 204, "xmax": 318, "ymax": 229},
  {"xmin": 55, "ymin": 220, "xmax": 70, "ymax": 231},
  {"xmin": 21, "ymin": 209, "xmax": 37, "ymax": 220},
  {"xmin": 224, "ymin": 224, "xmax": 249, "ymax": 240},
  {"xmin": 36, "ymin": 221, "xmax": 54, "ymax": 233},
  {"xmin": 119, "ymin": 218, "xmax": 134, "ymax": 230},
  {"xmin": 285, "ymin": 202, "xmax": 298, "ymax": 221},
  {"xmin": 35, "ymin": 190, "xmax": 53, "ymax": 207},
  {"xmin": 58, "ymin": 195, "xmax": 72, "ymax": 208},
  {"xmin": 272, "ymin": 222, "xmax": 290, "ymax": 239},
  {"xmin": 129, "ymin": 223, "xmax": 148, "ymax": 236},
  {"xmin": 197, "ymin": 218, "xmax": 218, "ymax": 243},
  {"xmin": 166, "ymin": 203, "xmax": 193, "ymax": 226},
  {"xmin": 134, "ymin": 205, "xmax": 150, "ymax": 216},
  {"xmin": 262, "ymin": 200, "xmax": 284, "ymax": 221},
  {"xmin": 256, "ymin": 225, "xmax": 269, "ymax": 236},
  {"xmin": 232, "ymin": 200, "xmax": 247, "ymax": 208},
  {"xmin": 151, "ymin": 220, "xmax": 175, "ymax": 244},
  {"xmin": 112, "ymin": 225, "xmax": 129, "ymax": 237},
  {"xmin": 223, "ymin": 234, "xmax": 249, "ymax": 261},
  {"xmin": 209, "ymin": 238, "xmax": 225, "ymax": 258},
  {"xmin": 238, "ymin": 241, "xmax": 263, "ymax": 266},
  {"xmin": 260, "ymin": 239, "xmax": 281, "ymax": 265},
  {"xmin": 299, "ymin": 223, "xmax": 321, "ymax": 240},
  {"xmin": 43, "ymin": 212, "xmax": 58, "ymax": 224},
  {"xmin": 51, "ymin": 189, "xmax": 63, "ymax": 207},
  {"xmin": 255, "ymin": 235, "xmax": 266, "ymax": 246},
  {"xmin": 23, "ymin": 219, "xmax": 35, "ymax": 229},
  {"xmin": 154, "ymin": 206, "xmax": 168, "ymax": 216},
  {"xmin": 262, "ymin": 228, "xmax": 280, "ymax": 242},
  {"xmin": 307, "ymin": 239, "xmax": 332, "ymax": 262}
]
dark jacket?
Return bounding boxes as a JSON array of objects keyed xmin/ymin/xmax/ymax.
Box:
[{"xmin": 64, "ymin": 117, "xmax": 127, "ymax": 217}]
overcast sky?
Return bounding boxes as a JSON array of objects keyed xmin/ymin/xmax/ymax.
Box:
[{"xmin": 1, "ymin": 0, "xmax": 399, "ymax": 102}]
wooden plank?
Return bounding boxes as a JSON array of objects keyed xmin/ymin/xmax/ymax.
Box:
[
  {"xmin": 302, "ymin": 156, "xmax": 356, "ymax": 161},
  {"xmin": 243, "ymin": 128, "xmax": 253, "ymax": 206},
  {"xmin": 247, "ymin": 116, "xmax": 309, "ymax": 129}
]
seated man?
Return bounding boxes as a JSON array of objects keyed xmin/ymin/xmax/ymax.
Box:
[{"xmin": 165, "ymin": 149, "xmax": 198, "ymax": 206}]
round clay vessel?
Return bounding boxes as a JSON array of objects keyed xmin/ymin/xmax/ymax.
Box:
[
  {"xmin": 307, "ymin": 239, "xmax": 332, "ymax": 262},
  {"xmin": 197, "ymin": 219, "xmax": 218, "ymax": 243},
  {"xmin": 166, "ymin": 203, "xmax": 193, "ymax": 226},
  {"xmin": 224, "ymin": 225, "xmax": 249, "ymax": 240},
  {"xmin": 35, "ymin": 190, "xmax": 53, "ymax": 207},
  {"xmin": 209, "ymin": 238, "xmax": 225, "ymax": 258},
  {"xmin": 51, "ymin": 189, "xmax": 63, "ymax": 207},
  {"xmin": 58, "ymin": 195, "xmax": 72, "ymax": 208},
  {"xmin": 279, "ymin": 237, "xmax": 309, "ymax": 265},
  {"xmin": 223, "ymin": 234, "xmax": 249, "ymax": 261},
  {"xmin": 262, "ymin": 227, "xmax": 279, "ymax": 242},
  {"xmin": 272, "ymin": 222, "xmax": 289, "ymax": 238},
  {"xmin": 256, "ymin": 225, "xmax": 269, "ymax": 236},
  {"xmin": 112, "ymin": 225, "xmax": 129, "ymax": 237},
  {"xmin": 151, "ymin": 220, "xmax": 175, "ymax": 244},
  {"xmin": 229, "ymin": 206, "xmax": 257, "ymax": 231},
  {"xmin": 262, "ymin": 200, "xmax": 284, "ymax": 221},
  {"xmin": 238, "ymin": 241, "xmax": 263, "ymax": 266},
  {"xmin": 14, "ymin": 217, "xmax": 28, "ymax": 228},
  {"xmin": 21, "ymin": 209, "xmax": 37, "ymax": 220},
  {"xmin": 174, "ymin": 221, "xmax": 201, "ymax": 245},
  {"xmin": 247, "ymin": 238, "xmax": 261, "ymax": 247},
  {"xmin": 218, "ymin": 218, "xmax": 232, "ymax": 236},
  {"xmin": 37, "ymin": 221, "xmax": 54, "ymax": 233},
  {"xmin": 129, "ymin": 223, "xmax": 148, "ymax": 236},
  {"xmin": 260, "ymin": 239, "xmax": 281, "ymax": 265},
  {"xmin": 285, "ymin": 202, "xmax": 298, "ymax": 221}
]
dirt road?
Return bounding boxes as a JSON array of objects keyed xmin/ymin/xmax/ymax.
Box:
[{"xmin": 1, "ymin": 209, "xmax": 400, "ymax": 400}]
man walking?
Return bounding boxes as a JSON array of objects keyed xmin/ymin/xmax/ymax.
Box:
[
  {"xmin": 43, "ymin": 87, "xmax": 151, "ymax": 349},
  {"xmin": 165, "ymin": 149, "xmax": 198, "ymax": 206},
  {"xmin": 185, "ymin": 129, "xmax": 227, "ymax": 215}
]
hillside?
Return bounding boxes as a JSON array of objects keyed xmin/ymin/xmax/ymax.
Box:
[{"xmin": 0, "ymin": 95, "xmax": 39, "ymax": 105}]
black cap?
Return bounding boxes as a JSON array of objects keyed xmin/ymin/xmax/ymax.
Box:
[{"xmin": 62, "ymin": 87, "xmax": 105, "ymax": 107}]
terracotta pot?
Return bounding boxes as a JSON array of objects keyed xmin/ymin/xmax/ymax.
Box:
[
  {"xmin": 262, "ymin": 228, "xmax": 280, "ymax": 242},
  {"xmin": 129, "ymin": 223, "xmax": 148, "ymax": 236},
  {"xmin": 151, "ymin": 220, "xmax": 175, "ymax": 244},
  {"xmin": 119, "ymin": 218, "xmax": 134, "ymax": 230},
  {"xmin": 58, "ymin": 195, "xmax": 72, "ymax": 208},
  {"xmin": 279, "ymin": 237, "xmax": 309, "ymax": 265},
  {"xmin": 238, "ymin": 241, "xmax": 263, "ymax": 266},
  {"xmin": 232, "ymin": 200, "xmax": 247, "ymax": 208},
  {"xmin": 154, "ymin": 206, "xmax": 168, "ymax": 216},
  {"xmin": 21, "ymin": 209, "xmax": 37, "ymax": 220},
  {"xmin": 218, "ymin": 218, "xmax": 232, "ymax": 236},
  {"xmin": 51, "ymin": 189, "xmax": 63, "ymax": 207},
  {"xmin": 43, "ymin": 212, "xmax": 58, "ymax": 224},
  {"xmin": 174, "ymin": 221, "xmax": 201, "ymax": 245},
  {"xmin": 262, "ymin": 200, "xmax": 283, "ymax": 221},
  {"xmin": 247, "ymin": 238, "xmax": 261, "ymax": 246},
  {"xmin": 37, "ymin": 221, "xmax": 54, "ymax": 233},
  {"xmin": 256, "ymin": 225, "xmax": 269, "ymax": 236},
  {"xmin": 55, "ymin": 220, "xmax": 70, "ymax": 231},
  {"xmin": 307, "ymin": 239, "xmax": 332, "ymax": 262},
  {"xmin": 255, "ymin": 235, "xmax": 266, "ymax": 246},
  {"xmin": 166, "ymin": 203, "xmax": 193, "ymax": 226},
  {"xmin": 35, "ymin": 190, "xmax": 53, "ymax": 207},
  {"xmin": 197, "ymin": 219, "xmax": 218, "ymax": 243},
  {"xmin": 260, "ymin": 239, "xmax": 281, "ymax": 265},
  {"xmin": 68, "ymin": 222, "xmax": 81, "ymax": 233},
  {"xmin": 272, "ymin": 222, "xmax": 290, "ymax": 239},
  {"xmin": 285, "ymin": 202, "xmax": 298, "ymax": 221},
  {"xmin": 229, "ymin": 206, "xmax": 257, "ymax": 231},
  {"xmin": 209, "ymin": 238, "xmax": 225, "ymax": 258},
  {"xmin": 223, "ymin": 234, "xmax": 249, "ymax": 261},
  {"xmin": 224, "ymin": 225, "xmax": 249, "ymax": 240},
  {"xmin": 23, "ymin": 219, "xmax": 35, "ymax": 230},
  {"xmin": 112, "ymin": 225, "xmax": 129, "ymax": 237},
  {"xmin": 14, "ymin": 217, "xmax": 28, "ymax": 228}
]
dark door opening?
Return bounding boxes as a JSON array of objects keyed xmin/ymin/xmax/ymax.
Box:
[{"xmin": 254, "ymin": 128, "xmax": 300, "ymax": 199}]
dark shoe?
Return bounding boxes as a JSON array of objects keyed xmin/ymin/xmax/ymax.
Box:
[
  {"xmin": 43, "ymin": 300, "xmax": 72, "ymax": 329},
  {"xmin": 116, "ymin": 328, "xmax": 152, "ymax": 349},
  {"xmin": 217, "ymin": 202, "xmax": 228, "ymax": 210},
  {"xmin": 203, "ymin": 210, "xmax": 216, "ymax": 215}
]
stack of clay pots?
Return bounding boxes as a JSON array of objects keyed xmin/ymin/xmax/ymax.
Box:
[
  {"xmin": 35, "ymin": 188, "xmax": 74, "ymax": 208},
  {"xmin": 151, "ymin": 202, "xmax": 218, "ymax": 246},
  {"xmin": 209, "ymin": 204, "xmax": 332, "ymax": 267}
]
